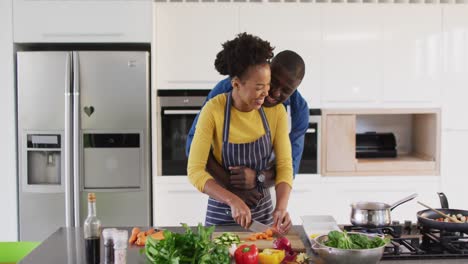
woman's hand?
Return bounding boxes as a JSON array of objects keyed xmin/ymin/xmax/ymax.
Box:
[
  {"xmin": 272, "ymin": 209, "xmax": 292, "ymax": 235},
  {"xmin": 228, "ymin": 197, "xmax": 252, "ymax": 228}
]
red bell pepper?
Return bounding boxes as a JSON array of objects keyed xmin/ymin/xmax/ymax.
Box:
[{"xmin": 234, "ymin": 244, "xmax": 259, "ymax": 264}]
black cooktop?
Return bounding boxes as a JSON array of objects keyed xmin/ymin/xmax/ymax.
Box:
[{"xmin": 343, "ymin": 222, "xmax": 468, "ymax": 260}]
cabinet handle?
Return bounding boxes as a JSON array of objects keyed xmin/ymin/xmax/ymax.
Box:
[
  {"xmin": 163, "ymin": 110, "xmax": 200, "ymax": 115},
  {"xmin": 293, "ymin": 189, "xmax": 312, "ymax": 193},
  {"xmin": 42, "ymin": 33, "xmax": 124, "ymax": 38},
  {"xmin": 168, "ymin": 190, "xmax": 198, "ymax": 194},
  {"xmin": 167, "ymin": 80, "xmax": 218, "ymax": 84}
]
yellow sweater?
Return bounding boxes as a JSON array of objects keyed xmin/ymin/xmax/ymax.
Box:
[{"xmin": 187, "ymin": 93, "xmax": 293, "ymax": 192}]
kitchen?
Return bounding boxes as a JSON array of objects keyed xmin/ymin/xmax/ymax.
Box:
[{"xmin": 1, "ymin": 0, "xmax": 468, "ymax": 263}]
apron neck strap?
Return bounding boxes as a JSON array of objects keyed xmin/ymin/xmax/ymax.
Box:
[{"xmin": 222, "ymin": 91, "xmax": 271, "ymax": 143}]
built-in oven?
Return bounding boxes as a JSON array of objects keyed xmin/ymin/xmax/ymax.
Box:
[
  {"xmin": 298, "ymin": 109, "xmax": 321, "ymax": 174},
  {"xmin": 157, "ymin": 90, "xmax": 209, "ymax": 176}
]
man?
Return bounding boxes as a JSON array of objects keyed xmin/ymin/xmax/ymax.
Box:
[{"xmin": 186, "ymin": 50, "xmax": 308, "ymax": 208}]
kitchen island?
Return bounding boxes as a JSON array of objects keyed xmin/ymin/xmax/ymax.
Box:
[{"xmin": 20, "ymin": 225, "xmax": 467, "ymax": 264}]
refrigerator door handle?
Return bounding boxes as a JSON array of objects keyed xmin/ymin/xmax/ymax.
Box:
[
  {"xmin": 64, "ymin": 52, "xmax": 74, "ymax": 228},
  {"xmin": 73, "ymin": 51, "xmax": 81, "ymax": 227}
]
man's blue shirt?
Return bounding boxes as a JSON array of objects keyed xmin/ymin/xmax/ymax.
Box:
[{"xmin": 185, "ymin": 77, "xmax": 309, "ymax": 177}]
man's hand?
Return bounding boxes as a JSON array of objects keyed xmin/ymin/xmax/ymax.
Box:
[
  {"xmin": 229, "ymin": 188, "xmax": 263, "ymax": 208},
  {"xmin": 229, "ymin": 166, "xmax": 257, "ymax": 190}
]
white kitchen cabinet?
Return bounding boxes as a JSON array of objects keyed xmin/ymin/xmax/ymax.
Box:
[
  {"xmin": 153, "ymin": 178, "xmax": 208, "ymax": 226},
  {"xmin": 382, "ymin": 6, "xmax": 442, "ymax": 103},
  {"xmin": 321, "ymin": 5, "xmax": 383, "ymax": 104},
  {"xmin": 442, "ymin": 6, "xmax": 468, "ymax": 130},
  {"xmin": 154, "ymin": 4, "xmax": 239, "ymax": 90},
  {"xmin": 13, "ymin": 0, "xmax": 152, "ymax": 43},
  {"xmin": 239, "ymin": 4, "xmax": 321, "ymax": 108},
  {"xmin": 441, "ymin": 131, "xmax": 468, "ymax": 209},
  {"xmin": 0, "ymin": 0, "xmax": 18, "ymax": 242}
]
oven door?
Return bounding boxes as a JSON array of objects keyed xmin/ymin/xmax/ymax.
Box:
[
  {"xmin": 298, "ymin": 113, "xmax": 321, "ymax": 174},
  {"xmin": 160, "ymin": 107, "xmax": 200, "ymax": 175}
]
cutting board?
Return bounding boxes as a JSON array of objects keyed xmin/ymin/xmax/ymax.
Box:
[{"xmin": 212, "ymin": 230, "xmax": 306, "ymax": 252}]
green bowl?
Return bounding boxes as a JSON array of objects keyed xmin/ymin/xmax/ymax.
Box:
[{"xmin": 0, "ymin": 242, "xmax": 40, "ymax": 263}]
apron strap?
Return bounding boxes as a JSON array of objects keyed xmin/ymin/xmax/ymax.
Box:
[
  {"xmin": 222, "ymin": 92, "xmax": 232, "ymax": 144},
  {"xmin": 223, "ymin": 91, "xmax": 272, "ymax": 142}
]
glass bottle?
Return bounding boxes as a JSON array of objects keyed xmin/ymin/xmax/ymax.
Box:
[
  {"xmin": 103, "ymin": 228, "xmax": 117, "ymax": 264},
  {"xmin": 113, "ymin": 230, "xmax": 128, "ymax": 264},
  {"xmin": 84, "ymin": 193, "xmax": 102, "ymax": 264}
]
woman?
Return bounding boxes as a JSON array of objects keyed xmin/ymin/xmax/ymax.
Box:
[{"xmin": 187, "ymin": 33, "xmax": 293, "ymax": 232}]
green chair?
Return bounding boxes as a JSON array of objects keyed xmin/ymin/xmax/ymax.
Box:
[{"xmin": 0, "ymin": 242, "xmax": 40, "ymax": 264}]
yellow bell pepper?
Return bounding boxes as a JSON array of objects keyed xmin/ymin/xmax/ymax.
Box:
[{"xmin": 258, "ymin": 249, "xmax": 285, "ymax": 264}]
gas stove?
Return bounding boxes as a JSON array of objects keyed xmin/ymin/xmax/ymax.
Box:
[{"xmin": 343, "ymin": 222, "xmax": 468, "ymax": 260}]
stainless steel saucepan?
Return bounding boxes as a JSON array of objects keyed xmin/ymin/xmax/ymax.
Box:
[{"xmin": 350, "ymin": 193, "xmax": 418, "ymax": 227}]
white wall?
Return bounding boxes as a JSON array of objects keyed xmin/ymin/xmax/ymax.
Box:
[{"xmin": 0, "ymin": 0, "xmax": 18, "ymax": 241}]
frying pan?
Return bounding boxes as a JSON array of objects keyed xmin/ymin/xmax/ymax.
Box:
[{"xmin": 417, "ymin": 192, "xmax": 468, "ymax": 233}]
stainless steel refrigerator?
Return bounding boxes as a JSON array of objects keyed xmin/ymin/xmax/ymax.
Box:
[{"xmin": 17, "ymin": 51, "xmax": 151, "ymax": 241}]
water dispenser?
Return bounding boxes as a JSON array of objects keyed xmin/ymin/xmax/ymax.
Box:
[{"xmin": 24, "ymin": 134, "xmax": 63, "ymax": 190}]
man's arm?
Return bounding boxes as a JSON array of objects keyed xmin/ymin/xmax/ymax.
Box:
[
  {"xmin": 185, "ymin": 78, "xmax": 233, "ymax": 157},
  {"xmin": 207, "ymin": 152, "xmax": 263, "ymax": 208},
  {"xmin": 205, "ymin": 151, "xmax": 230, "ymax": 187},
  {"xmin": 289, "ymin": 91, "xmax": 309, "ymax": 176}
]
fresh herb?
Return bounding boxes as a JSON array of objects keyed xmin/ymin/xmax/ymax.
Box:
[
  {"xmin": 145, "ymin": 223, "xmax": 230, "ymax": 264},
  {"xmin": 324, "ymin": 231, "xmax": 389, "ymax": 250}
]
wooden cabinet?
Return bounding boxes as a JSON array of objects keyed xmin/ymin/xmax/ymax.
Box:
[
  {"xmin": 154, "ymin": 3, "xmax": 239, "ymax": 90},
  {"xmin": 321, "ymin": 5, "xmax": 382, "ymax": 103},
  {"xmin": 153, "ymin": 178, "xmax": 208, "ymax": 226},
  {"xmin": 13, "ymin": 0, "xmax": 152, "ymax": 43},
  {"xmin": 321, "ymin": 109, "xmax": 440, "ymax": 176},
  {"xmin": 442, "ymin": 6, "xmax": 468, "ymax": 130},
  {"xmin": 239, "ymin": 4, "xmax": 321, "ymax": 108},
  {"xmin": 382, "ymin": 6, "xmax": 442, "ymax": 103},
  {"xmin": 323, "ymin": 115, "xmax": 356, "ymax": 172}
]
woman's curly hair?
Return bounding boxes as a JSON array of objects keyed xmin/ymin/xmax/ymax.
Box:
[{"xmin": 214, "ymin": 32, "xmax": 274, "ymax": 79}]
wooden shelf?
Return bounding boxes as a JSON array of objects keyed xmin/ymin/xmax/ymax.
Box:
[
  {"xmin": 321, "ymin": 108, "xmax": 440, "ymax": 176},
  {"xmin": 356, "ymin": 154, "xmax": 436, "ymax": 172}
]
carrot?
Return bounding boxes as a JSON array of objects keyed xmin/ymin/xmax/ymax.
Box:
[
  {"xmin": 151, "ymin": 231, "xmax": 165, "ymax": 240},
  {"xmin": 130, "ymin": 227, "xmax": 165, "ymax": 246},
  {"xmin": 135, "ymin": 235, "xmax": 147, "ymax": 246},
  {"xmin": 248, "ymin": 228, "xmax": 275, "ymax": 241},
  {"xmin": 248, "ymin": 235, "xmax": 257, "ymax": 241},
  {"xmin": 146, "ymin": 228, "xmax": 155, "ymax": 235},
  {"xmin": 129, "ymin": 227, "xmax": 140, "ymax": 244}
]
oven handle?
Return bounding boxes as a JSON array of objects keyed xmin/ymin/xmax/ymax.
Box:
[{"xmin": 163, "ymin": 109, "xmax": 200, "ymax": 115}]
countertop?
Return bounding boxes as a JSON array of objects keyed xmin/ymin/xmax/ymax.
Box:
[{"xmin": 19, "ymin": 225, "xmax": 468, "ymax": 264}]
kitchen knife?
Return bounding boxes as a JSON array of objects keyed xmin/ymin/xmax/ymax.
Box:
[{"xmin": 248, "ymin": 219, "xmax": 270, "ymax": 233}]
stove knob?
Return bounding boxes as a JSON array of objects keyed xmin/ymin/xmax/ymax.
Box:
[
  {"xmin": 392, "ymin": 220, "xmax": 400, "ymax": 225},
  {"xmin": 404, "ymin": 220, "xmax": 412, "ymax": 235},
  {"xmin": 404, "ymin": 220, "xmax": 412, "ymax": 228}
]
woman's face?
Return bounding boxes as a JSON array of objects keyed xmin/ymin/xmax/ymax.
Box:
[{"xmin": 232, "ymin": 63, "xmax": 271, "ymax": 111}]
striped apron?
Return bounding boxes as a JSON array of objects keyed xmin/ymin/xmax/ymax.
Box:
[{"xmin": 205, "ymin": 92, "xmax": 274, "ymax": 226}]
